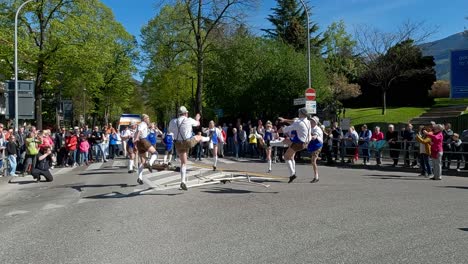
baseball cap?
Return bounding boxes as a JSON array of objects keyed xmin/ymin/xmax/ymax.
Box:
[
  {"xmin": 178, "ymin": 106, "xmax": 188, "ymax": 115},
  {"xmin": 298, "ymin": 107, "xmax": 308, "ymax": 116},
  {"xmin": 311, "ymin": 116, "xmax": 319, "ymax": 124}
]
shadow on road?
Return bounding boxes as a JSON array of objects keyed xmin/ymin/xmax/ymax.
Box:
[
  {"xmin": 201, "ymin": 187, "xmax": 278, "ymax": 194},
  {"xmin": 364, "ymin": 174, "xmax": 428, "ymax": 180},
  {"xmin": 442, "ymin": 186, "xmax": 468, "ymax": 190},
  {"xmin": 68, "ymin": 183, "xmax": 138, "ymax": 192},
  {"xmin": 79, "ymin": 171, "xmax": 124, "ymax": 176},
  {"xmin": 83, "ymin": 188, "xmax": 182, "ymax": 199}
]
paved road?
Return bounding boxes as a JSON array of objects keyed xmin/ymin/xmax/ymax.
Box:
[{"xmin": 0, "ymin": 157, "xmax": 467, "ymax": 264}]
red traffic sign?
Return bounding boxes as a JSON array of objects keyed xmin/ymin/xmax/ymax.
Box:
[{"xmin": 305, "ymin": 88, "xmax": 316, "ymax": 100}]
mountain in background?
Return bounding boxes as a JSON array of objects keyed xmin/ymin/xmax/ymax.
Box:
[{"xmin": 420, "ymin": 31, "xmax": 468, "ymax": 80}]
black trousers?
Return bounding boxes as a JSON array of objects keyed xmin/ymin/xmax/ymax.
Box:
[{"xmin": 31, "ymin": 168, "xmax": 53, "ymax": 182}]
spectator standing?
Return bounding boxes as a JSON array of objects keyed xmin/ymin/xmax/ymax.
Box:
[
  {"xmin": 344, "ymin": 126, "xmax": 359, "ymax": 163},
  {"xmin": 232, "ymin": 127, "xmax": 239, "ymax": 159},
  {"xmin": 248, "ymin": 128, "xmax": 259, "ymax": 158},
  {"xmin": 24, "ymin": 132, "xmax": 41, "ymax": 174},
  {"xmin": 120, "ymin": 126, "xmax": 131, "ymax": 158},
  {"xmin": 54, "ymin": 127, "xmax": 67, "ymax": 166},
  {"xmin": 416, "ymin": 126, "xmax": 433, "ymax": 177},
  {"xmin": 108, "ymin": 128, "xmax": 119, "ymax": 159},
  {"xmin": 358, "ymin": 125, "xmax": 372, "ymax": 165},
  {"xmin": 403, "ymin": 124, "xmax": 417, "ymax": 167},
  {"xmin": 370, "ymin": 126, "xmax": 385, "ymax": 166},
  {"xmin": 447, "ymin": 133, "xmax": 463, "ymax": 171},
  {"xmin": 218, "ymin": 126, "xmax": 227, "ymax": 158},
  {"xmin": 6, "ymin": 135, "xmax": 18, "ymax": 176},
  {"xmin": 238, "ymin": 126, "xmax": 247, "ymax": 157},
  {"xmin": 424, "ymin": 124, "xmax": 444, "ymax": 180},
  {"xmin": 15, "ymin": 126, "xmax": 26, "ymax": 172},
  {"xmin": 461, "ymin": 128, "xmax": 468, "ymax": 170},
  {"xmin": 442, "ymin": 123, "xmax": 454, "ymax": 169},
  {"xmin": 386, "ymin": 124, "xmax": 400, "ymax": 167},
  {"xmin": 331, "ymin": 122, "xmax": 343, "ymax": 162},
  {"xmin": 91, "ymin": 126, "xmax": 106, "ymax": 162},
  {"xmin": 227, "ymin": 123, "xmax": 234, "ymax": 155},
  {"xmin": 65, "ymin": 128, "xmax": 78, "ymax": 167},
  {"xmin": 79, "ymin": 134, "xmax": 90, "ymax": 166}
]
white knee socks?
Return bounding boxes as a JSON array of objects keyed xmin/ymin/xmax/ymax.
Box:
[
  {"xmin": 138, "ymin": 164, "xmax": 144, "ymax": 180},
  {"xmin": 149, "ymin": 153, "xmax": 158, "ymax": 166},
  {"xmin": 181, "ymin": 165, "xmax": 187, "ymax": 183},
  {"xmin": 128, "ymin": 160, "xmax": 134, "ymax": 171},
  {"xmin": 287, "ymin": 160, "xmax": 295, "ymax": 176},
  {"xmin": 214, "ymin": 156, "xmax": 218, "ymax": 167},
  {"xmin": 268, "ymin": 159, "xmax": 272, "ymax": 171}
]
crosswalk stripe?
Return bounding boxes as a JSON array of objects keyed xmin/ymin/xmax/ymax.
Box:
[
  {"xmin": 218, "ymin": 158, "xmax": 236, "ymax": 164},
  {"xmin": 86, "ymin": 162, "xmax": 103, "ymax": 171},
  {"xmin": 54, "ymin": 167, "xmax": 74, "ymax": 175}
]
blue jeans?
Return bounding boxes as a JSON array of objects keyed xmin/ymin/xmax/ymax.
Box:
[
  {"xmin": 228, "ymin": 137, "xmax": 234, "ymax": 153},
  {"xmin": 93, "ymin": 144, "xmax": 105, "ymax": 161},
  {"xmin": 234, "ymin": 143, "xmax": 239, "ymax": 158},
  {"xmin": 419, "ymin": 153, "xmax": 432, "ymax": 175},
  {"xmin": 8, "ymin": 155, "xmax": 17, "ymax": 175},
  {"xmin": 80, "ymin": 152, "xmax": 88, "ymax": 165}
]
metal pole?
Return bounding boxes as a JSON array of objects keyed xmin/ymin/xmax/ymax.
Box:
[
  {"xmin": 83, "ymin": 87, "xmax": 86, "ymax": 125},
  {"xmin": 15, "ymin": 0, "xmax": 35, "ymax": 132},
  {"xmin": 298, "ymin": 0, "xmax": 311, "ymax": 89},
  {"xmin": 190, "ymin": 77, "xmax": 194, "ymax": 113}
]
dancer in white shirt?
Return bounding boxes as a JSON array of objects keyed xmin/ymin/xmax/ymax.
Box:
[
  {"xmin": 204, "ymin": 120, "xmax": 224, "ymax": 171},
  {"xmin": 168, "ymin": 106, "xmax": 209, "ymax": 191},
  {"xmin": 278, "ymin": 107, "xmax": 311, "ymax": 183},
  {"xmin": 309, "ymin": 116, "xmax": 324, "ymax": 183},
  {"xmin": 134, "ymin": 114, "xmax": 159, "ymax": 185}
]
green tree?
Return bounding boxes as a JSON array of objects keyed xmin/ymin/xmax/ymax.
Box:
[
  {"xmin": 204, "ymin": 33, "xmax": 329, "ymax": 119},
  {"xmin": 263, "ymin": 0, "xmax": 324, "ymax": 52},
  {"xmin": 365, "ymin": 39, "xmax": 435, "ymax": 111},
  {"xmin": 0, "ymin": 0, "xmax": 138, "ymax": 128}
]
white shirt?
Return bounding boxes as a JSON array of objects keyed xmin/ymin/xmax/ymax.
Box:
[
  {"xmin": 282, "ymin": 118, "xmax": 311, "ymax": 143},
  {"xmin": 137, "ymin": 122, "xmax": 149, "ymax": 139},
  {"xmin": 121, "ymin": 129, "xmax": 131, "ymax": 141},
  {"xmin": 311, "ymin": 125, "xmax": 323, "ymax": 143},
  {"xmin": 168, "ymin": 116, "xmax": 199, "ymax": 141}
]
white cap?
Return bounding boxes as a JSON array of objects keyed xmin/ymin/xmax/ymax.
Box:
[
  {"xmin": 311, "ymin": 116, "xmax": 319, "ymax": 124},
  {"xmin": 178, "ymin": 106, "xmax": 188, "ymax": 115}
]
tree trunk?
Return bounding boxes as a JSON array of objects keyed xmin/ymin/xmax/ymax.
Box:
[
  {"xmin": 381, "ymin": 89, "xmax": 387, "ymax": 115},
  {"xmin": 35, "ymin": 67, "xmax": 44, "ymax": 130}
]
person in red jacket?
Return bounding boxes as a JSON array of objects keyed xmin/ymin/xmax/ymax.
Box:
[
  {"xmin": 65, "ymin": 128, "xmax": 79, "ymax": 167},
  {"xmin": 218, "ymin": 126, "xmax": 227, "ymax": 158}
]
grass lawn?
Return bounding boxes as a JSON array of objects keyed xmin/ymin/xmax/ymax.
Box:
[
  {"xmin": 434, "ymin": 98, "xmax": 468, "ymax": 108},
  {"xmin": 345, "ymin": 107, "xmax": 429, "ymax": 126}
]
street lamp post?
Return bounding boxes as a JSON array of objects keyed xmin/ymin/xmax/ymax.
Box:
[
  {"xmin": 298, "ymin": 0, "xmax": 311, "ymax": 89},
  {"xmin": 189, "ymin": 76, "xmax": 195, "ymax": 113},
  {"xmin": 83, "ymin": 87, "xmax": 86, "ymax": 125},
  {"xmin": 15, "ymin": 0, "xmax": 36, "ymax": 132}
]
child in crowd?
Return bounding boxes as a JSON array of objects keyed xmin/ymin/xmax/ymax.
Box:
[{"xmin": 79, "ymin": 134, "xmax": 90, "ymax": 166}]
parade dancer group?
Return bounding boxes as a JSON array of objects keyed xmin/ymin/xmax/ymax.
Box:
[{"xmin": 128, "ymin": 106, "xmax": 323, "ymax": 190}]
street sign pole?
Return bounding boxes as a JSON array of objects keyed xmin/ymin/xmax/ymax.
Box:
[{"xmin": 15, "ymin": 0, "xmax": 35, "ymax": 132}]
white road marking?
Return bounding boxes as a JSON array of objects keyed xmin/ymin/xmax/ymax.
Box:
[
  {"xmin": 85, "ymin": 162, "xmax": 103, "ymax": 171},
  {"xmin": 42, "ymin": 203, "xmax": 65, "ymax": 210},
  {"xmin": 6, "ymin": 210, "xmax": 29, "ymax": 217}
]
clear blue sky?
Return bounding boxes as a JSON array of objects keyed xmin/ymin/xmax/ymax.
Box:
[{"xmin": 102, "ymin": 0, "xmax": 467, "ymax": 43}]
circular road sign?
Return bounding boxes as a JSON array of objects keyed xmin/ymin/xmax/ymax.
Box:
[{"xmin": 305, "ymin": 88, "xmax": 316, "ymax": 100}]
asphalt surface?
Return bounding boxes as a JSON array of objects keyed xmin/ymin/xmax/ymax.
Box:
[{"xmin": 0, "ymin": 157, "xmax": 467, "ymax": 264}]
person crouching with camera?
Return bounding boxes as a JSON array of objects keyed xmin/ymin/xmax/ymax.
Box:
[{"xmin": 31, "ymin": 146, "xmax": 54, "ymax": 182}]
